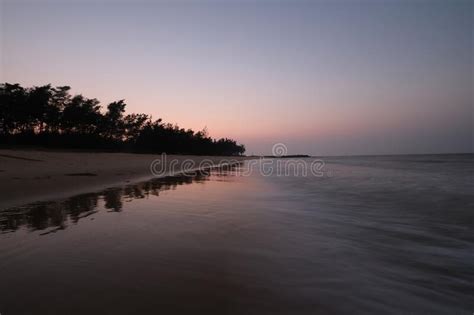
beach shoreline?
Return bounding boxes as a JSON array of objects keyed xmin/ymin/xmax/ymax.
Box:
[{"xmin": 0, "ymin": 149, "xmax": 250, "ymax": 210}]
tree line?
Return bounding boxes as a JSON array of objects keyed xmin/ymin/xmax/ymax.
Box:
[{"xmin": 0, "ymin": 83, "xmax": 245, "ymax": 155}]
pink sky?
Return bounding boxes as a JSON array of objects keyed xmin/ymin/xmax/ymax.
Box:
[{"xmin": 2, "ymin": 1, "xmax": 472, "ymax": 155}]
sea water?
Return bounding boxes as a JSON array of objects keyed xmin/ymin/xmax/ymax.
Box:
[{"xmin": 0, "ymin": 155, "xmax": 473, "ymax": 314}]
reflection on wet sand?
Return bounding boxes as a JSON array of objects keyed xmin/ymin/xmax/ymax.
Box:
[
  {"xmin": 1, "ymin": 157, "xmax": 472, "ymax": 314},
  {"xmin": 0, "ymin": 165, "xmax": 241, "ymax": 234}
]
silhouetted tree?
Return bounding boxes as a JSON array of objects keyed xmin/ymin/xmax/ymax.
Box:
[
  {"xmin": 0, "ymin": 83, "xmax": 245, "ymax": 155},
  {"xmin": 62, "ymin": 95, "xmax": 102, "ymax": 134},
  {"xmin": 48, "ymin": 86, "xmax": 71, "ymax": 132},
  {"xmin": 26, "ymin": 84, "xmax": 52, "ymax": 133},
  {"xmin": 103, "ymin": 100, "xmax": 126, "ymax": 141},
  {"xmin": 123, "ymin": 113, "xmax": 149, "ymax": 142},
  {"xmin": 0, "ymin": 83, "xmax": 27, "ymax": 134}
]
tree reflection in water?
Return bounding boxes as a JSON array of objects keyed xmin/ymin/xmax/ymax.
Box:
[{"xmin": 0, "ymin": 164, "xmax": 241, "ymax": 234}]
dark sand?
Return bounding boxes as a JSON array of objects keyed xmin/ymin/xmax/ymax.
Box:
[{"xmin": 0, "ymin": 149, "xmax": 249, "ymax": 209}]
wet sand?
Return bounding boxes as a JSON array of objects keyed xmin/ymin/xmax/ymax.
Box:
[
  {"xmin": 0, "ymin": 149, "xmax": 248, "ymax": 209},
  {"xmin": 1, "ymin": 155, "xmax": 472, "ymax": 314}
]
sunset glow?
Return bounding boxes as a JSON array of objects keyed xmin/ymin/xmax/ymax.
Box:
[{"xmin": 2, "ymin": 0, "xmax": 472, "ymax": 155}]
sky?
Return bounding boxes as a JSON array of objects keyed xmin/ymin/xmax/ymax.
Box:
[{"xmin": 1, "ymin": 0, "xmax": 472, "ymax": 155}]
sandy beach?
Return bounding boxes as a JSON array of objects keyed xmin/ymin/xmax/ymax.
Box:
[{"xmin": 0, "ymin": 149, "xmax": 248, "ymax": 209}]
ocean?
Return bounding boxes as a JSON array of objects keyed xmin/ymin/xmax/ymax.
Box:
[{"xmin": 1, "ymin": 154, "xmax": 473, "ymax": 314}]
